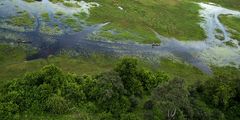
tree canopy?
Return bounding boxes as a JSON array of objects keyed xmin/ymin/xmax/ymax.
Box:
[{"xmin": 0, "ymin": 58, "xmax": 240, "ymax": 120}]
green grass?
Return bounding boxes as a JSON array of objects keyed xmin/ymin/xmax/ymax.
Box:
[
  {"xmin": 61, "ymin": 16, "xmax": 82, "ymax": 32},
  {"xmin": 91, "ymin": 23, "xmax": 160, "ymax": 44},
  {"xmin": 40, "ymin": 23, "xmax": 63, "ymax": 35},
  {"xmin": 8, "ymin": 11, "xmax": 35, "ymax": 27},
  {"xmin": 73, "ymin": 12, "xmax": 88, "ymax": 19},
  {"xmin": 158, "ymin": 59, "xmax": 210, "ymax": 85},
  {"xmin": 224, "ymin": 41, "xmax": 237, "ymax": 47},
  {"xmin": 49, "ymin": 0, "xmax": 64, "ymax": 3},
  {"xmin": 0, "ymin": 44, "xmax": 210, "ymax": 87},
  {"xmin": 215, "ymin": 28, "xmax": 223, "ymax": 34},
  {"xmin": 23, "ymin": 0, "xmax": 35, "ymax": 2},
  {"xmin": 215, "ymin": 35, "xmax": 225, "ymax": 40},
  {"xmin": 54, "ymin": 11, "xmax": 65, "ymax": 19},
  {"xmin": 0, "ymin": 45, "xmax": 26, "ymax": 65},
  {"xmin": 219, "ymin": 15, "xmax": 240, "ymax": 42},
  {"xmin": 0, "ymin": 53, "xmax": 115, "ymax": 84},
  {"xmin": 85, "ymin": 0, "xmax": 206, "ymax": 43},
  {"xmin": 41, "ymin": 12, "xmax": 50, "ymax": 22},
  {"xmin": 63, "ymin": 2, "xmax": 79, "ymax": 8},
  {"xmin": 13, "ymin": 112, "xmax": 98, "ymax": 120}
]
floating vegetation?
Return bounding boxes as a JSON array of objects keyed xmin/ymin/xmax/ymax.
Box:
[
  {"xmin": 0, "ymin": 22, "xmax": 26, "ymax": 32},
  {"xmin": 40, "ymin": 23, "xmax": 63, "ymax": 35},
  {"xmin": 229, "ymin": 30, "xmax": 240, "ymax": 41},
  {"xmin": 54, "ymin": 11, "xmax": 64, "ymax": 19},
  {"xmin": 7, "ymin": 11, "xmax": 35, "ymax": 28},
  {"xmin": 49, "ymin": 0, "xmax": 64, "ymax": 4},
  {"xmin": 215, "ymin": 34, "xmax": 224, "ymax": 40},
  {"xmin": 224, "ymin": 41, "xmax": 237, "ymax": 47},
  {"xmin": 23, "ymin": 0, "xmax": 35, "ymax": 3},
  {"xmin": 0, "ymin": 30, "xmax": 26, "ymax": 44},
  {"xmin": 215, "ymin": 28, "xmax": 223, "ymax": 34},
  {"xmin": 41, "ymin": 12, "xmax": 50, "ymax": 22},
  {"xmin": 73, "ymin": 12, "xmax": 88, "ymax": 19},
  {"xmin": 219, "ymin": 15, "xmax": 240, "ymax": 41},
  {"xmin": 63, "ymin": 2, "xmax": 79, "ymax": 8},
  {"xmin": 89, "ymin": 25, "xmax": 160, "ymax": 44},
  {"xmin": 61, "ymin": 16, "xmax": 82, "ymax": 32}
]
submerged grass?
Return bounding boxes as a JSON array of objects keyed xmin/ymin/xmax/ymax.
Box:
[
  {"xmin": 8, "ymin": 11, "xmax": 35, "ymax": 27},
  {"xmin": 41, "ymin": 12, "xmax": 50, "ymax": 22},
  {"xmin": 54, "ymin": 11, "xmax": 65, "ymax": 19},
  {"xmin": 40, "ymin": 24, "xmax": 63, "ymax": 35},
  {"xmin": 219, "ymin": 15, "xmax": 240, "ymax": 42},
  {"xmin": 61, "ymin": 16, "xmax": 82, "ymax": 32}
]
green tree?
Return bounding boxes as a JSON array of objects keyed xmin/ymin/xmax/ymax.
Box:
[
  {"xmin": 152, "ymin": 78, "xmax": 193, "ymax": 120},
  {"xmin": 115, "ymin": 57, "xmax": 143, "ymax": 96},
  {"xmin": 91, "ymin": 72, "xmax": 130, "ymax": 115}
]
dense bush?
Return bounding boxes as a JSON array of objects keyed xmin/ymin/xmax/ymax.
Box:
[
  {"xmin": 0, "ymin": 65, "xmax": 80, "ymax": 116},
  {"xmin": 0, "ymin": 58, "xmax": 240, "ymax": 120},
  {"xmin": 190, "ymin": 67, "xmax": 240, "ymax": 120}
]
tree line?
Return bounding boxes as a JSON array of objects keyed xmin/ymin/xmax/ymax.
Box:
[{"xmin": 0, "ymin": 57, "xmax": 240, "ymax": 120}]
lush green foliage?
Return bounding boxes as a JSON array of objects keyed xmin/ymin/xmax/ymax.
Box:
[
  {"xmin": 190, "ymin": 67, "xmax": 240, "ymax": 120},
  {"xmin": 1, "ymin": 57, "xmax": 240, "ymax": 120},
  {"xmin": 0, "ymin": 58, "xmax": 168, "ymax": 119}
]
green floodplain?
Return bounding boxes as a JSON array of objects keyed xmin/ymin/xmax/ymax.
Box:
[{"xmin": 0, "ymin": 0, "xmax": 240, "ymax": 119}]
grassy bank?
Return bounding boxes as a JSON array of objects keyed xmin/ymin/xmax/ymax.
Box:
[
  {"xmin": 158, "ymin": 59, "xmax": 210, "ymax": 85},
  {"xmin": 0, "ymin": 45, "xmax": 209, "ymax": 87},
  {"xmin": 0, "ymin": 45, "xmax": 116, "ymax": 85}
]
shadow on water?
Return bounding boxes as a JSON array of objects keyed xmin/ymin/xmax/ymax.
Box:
[
  {"xmin": 25, "ymin": 23, "xmax": 115, "ymax": 60},
  {"xmin": 21, "ymin": 23, "xmax": 212, "ymax": 74},
  {"xmin": 0, "ymin": 22, "xmax": 212, "ymax": 74}
]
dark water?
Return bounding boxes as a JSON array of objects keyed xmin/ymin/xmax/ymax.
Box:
[{"xmin": 0, "ymin": 23, "xmax": 213, "ymax": 74}]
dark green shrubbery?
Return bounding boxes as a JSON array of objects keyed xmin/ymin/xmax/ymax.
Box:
[
  {"xmin": 0, "ymin": 65, "xmax": 83, "ymax": 119},
  {"xmin": 0, "ymin": 57, "xmax": 168, "ymax": 119},
  {"xmin": 190, "ymin": 67, "xmax": 240, "ymax": 120},
  {"xmin": 0, "ymin": 58, "xmax": 240, "ymax": 120}
]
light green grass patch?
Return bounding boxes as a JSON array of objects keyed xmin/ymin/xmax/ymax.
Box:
[
  {"xmin": 7, "ymin": 11, "xmax": 35, "ymax": 27},
  {"xmin": 40, "ymin": 23, "xmax": 63, "ymax": 35},
  {"xmin": 61, "ymin": 16, "xmax": 82, "ymax": 32},
  {"xmin": 0, "ymin": 45, "xmax": 116, "ymax": 84},
  {"xmin": 41, "ymin": 12, "xmax": 50, "ymax": 22},
  {"xmin": 55, "ymin": 11, "xmax": 64, "ymax": 18},
  {"xmin": 158, "ymin": 59, "xmax": 210, "ymax": 85}
]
